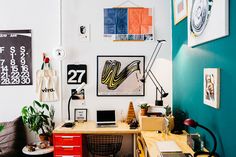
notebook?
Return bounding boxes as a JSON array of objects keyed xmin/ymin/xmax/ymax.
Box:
[{"xmin": 156, "ymin": 141, "xmax": 182, "ymax": 153}]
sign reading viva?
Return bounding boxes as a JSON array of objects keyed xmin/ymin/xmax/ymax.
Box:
[{"xmin": 0, "ymin": 30, "xmax": 32, "ymax": 86}]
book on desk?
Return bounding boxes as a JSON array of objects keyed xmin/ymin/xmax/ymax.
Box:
[{"xmin": 156, "ymin": 141, "xmax": 193, "ymax": 157}]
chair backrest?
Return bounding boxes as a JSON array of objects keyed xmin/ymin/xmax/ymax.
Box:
[
  {"xmin": 137, "ymin": 136, "xmax": 145, "ymax": 157},
  {"xmin": 86, "ymin": 135, "xmax": 123, "ymax": 156}
]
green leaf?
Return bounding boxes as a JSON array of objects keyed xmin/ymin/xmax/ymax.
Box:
[
  {"xmin": 34, "ymin": 100, "xmax": 42, "ymax": 107},
  {"xmin": 43, "ymin": 104, "xmax": 49, "ymax": 111},
  {"xmin": 0, "ymin": 125, "xmax": 4, "ymax": 132},
  {"xmin": 29, "ymin": 106, "xmax": 35, "ymax": 113}
]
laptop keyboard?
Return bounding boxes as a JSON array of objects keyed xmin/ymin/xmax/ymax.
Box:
[{"xmin": 96, "ymin": 124, "xmax": 117, "ymax": 128}]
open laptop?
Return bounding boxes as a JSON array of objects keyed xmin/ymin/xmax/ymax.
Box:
[{"xmin": 96, "ymin": 110, "xmax": 117, "ymax": 128}]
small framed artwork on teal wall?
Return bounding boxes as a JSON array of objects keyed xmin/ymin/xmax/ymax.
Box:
[
  {"xmin": 173, "ymin": 0, "xmax": 187, "ymax": 25},
  {"xmin": 188, "ymin": 0, "xmax": 229, "ymax": 47},
  {"xmin": 203, "ymin": 68, "xmax": 220, "ymax": 109}
]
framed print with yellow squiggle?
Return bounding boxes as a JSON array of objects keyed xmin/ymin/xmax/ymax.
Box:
[{"xmin": 97, "ymin": 55, "xmax": 145, "ymax": 96}]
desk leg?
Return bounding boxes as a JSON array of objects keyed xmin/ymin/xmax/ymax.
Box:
[{"xmin": 133, "ymin": 133, "xmax": 137, "ymax": 157}]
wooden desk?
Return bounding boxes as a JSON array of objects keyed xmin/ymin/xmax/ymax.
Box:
[
  {"xmin": 53, "ymin": 121, "xmax": 140, "ymax": 134},
  {"xmin": 141, "ymin": 131, "xmax": 208, "ymax": 157},
  {"xmin": 53, "ymin": 121, "xmax": 139, "ymax": 156}
]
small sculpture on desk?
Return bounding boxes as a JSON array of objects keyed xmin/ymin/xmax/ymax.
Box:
[
  {"xmin": 163, "ymin": 105, "xmax": 174, "ymax": 134},
  {"xmin": 126, "ymin": 101, "xmax": 136, "ymax": 124},
  {"xmin": 129, "ymin": 118, "xmax": 139, "ymax": 129},
  {"xmin": 163, "ymin": 117, "xmax": 170, "ymax": 135}
]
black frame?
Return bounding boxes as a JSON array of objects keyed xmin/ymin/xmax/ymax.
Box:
[
  {"xmin": 97, "ymin": 55, "xmax": 145, "ymax": 96},
  {"xmin": 74, "ymin": 108, "xmax": 87, "ymax": 122}
]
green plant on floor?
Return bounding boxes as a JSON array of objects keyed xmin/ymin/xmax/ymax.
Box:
[
  {"xmin": 21, "ymin": 100, "xmax": 55, "ymax": 137},
  {"xmin": 0, "ymin": 125, "xmax": 4, "ymax": 132}
]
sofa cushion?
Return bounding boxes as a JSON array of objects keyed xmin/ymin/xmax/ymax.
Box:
[{"xmin": 0, "ymin": 117, "xmax": 26, "ymax": 157}]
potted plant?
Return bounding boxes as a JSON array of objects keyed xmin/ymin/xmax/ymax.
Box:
[
  {"xmin": 21, "ymin": 100, "xmax": 55, "ymax": 144},
  {"xmin": 139, "ymin": 103, "xmax": 150, "ymax": 116}
]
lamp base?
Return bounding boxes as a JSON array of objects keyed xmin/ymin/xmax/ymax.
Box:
[
  {"xmin": 155, "ymin": 100, "xmax": 163, "ymax": 106},
  {"xmin": 194, "ymin": 151, "xmax": 219, "ymax": 157}
]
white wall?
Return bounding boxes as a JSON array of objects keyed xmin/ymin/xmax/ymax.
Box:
[
  {"xmin": 0, "ymin": 0, "xmax": 172, "ymax": 153},
  {"xmin": 0, "ymin": 0, "xmax": 61, "ymax": 142},
  {"xmin": 62, "ymin": 0, "xmax": 172, "ymax": 121}
]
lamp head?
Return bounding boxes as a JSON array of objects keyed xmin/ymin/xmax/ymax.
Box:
[
  {"xmin": 157, "ymin": 39, "xmax": 167, "ymax": 43},
  {"xmin": 140, "ymin": 77, "xmax": 145, "ymax": 83},
  {"xmin": 162, "ymin": 92, "xmax": 168, "ymax": 98},
  {"xmin": 184, "ymin": 118, "xmax": 198, "ymax": 128},
  {"xmin": 72, "ymin": 82, "xmax": 86, "ymax": 96}
]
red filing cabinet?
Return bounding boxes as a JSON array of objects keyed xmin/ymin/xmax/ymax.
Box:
[{"xmin": 53, "ymin": 133, "xmax": 82, "ymax": 157}]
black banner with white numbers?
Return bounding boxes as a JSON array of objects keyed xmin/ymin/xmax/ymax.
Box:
[{"xmin": 0, "ymin": 30, "xmax": 32, "ymax": 86}]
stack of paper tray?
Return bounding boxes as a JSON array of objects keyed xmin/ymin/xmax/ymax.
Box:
[{"xmin": 156, "ymin": 141, "xmax": 191, "ymax": 157}]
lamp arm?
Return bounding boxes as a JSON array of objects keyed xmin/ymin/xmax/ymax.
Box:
[
  {"xmin": 147, "ymin": 71, "xmax": 161, "ymax": 93},
  {"xmin": 144, "ymin": 40, "xmax": 166, "ymax": 80},
  {"xmin": 198, "ymin": 124, "xmax": 217, "ymax": 155},
  {"xmin": 149, "ymin": 70, "xmax": 166, "ymax": 95},
  {"xmin": 67, "ymin": 96, "xmax": 73, "ymax": 120}
]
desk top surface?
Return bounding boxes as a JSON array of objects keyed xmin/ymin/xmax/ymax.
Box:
[
  {"xmin": 141, "ymin": 131, "xmax": 196, "ymax": 157},
  {"xmin": 53, "ymin": 121, "xmax": 140, "ymax": 134}
]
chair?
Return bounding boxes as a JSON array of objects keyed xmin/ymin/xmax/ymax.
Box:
[
  {"xmin": 86, "ymin": 135, "xmax": 123, "ymax": 157},
  {"xmin": 136, "ymin": 136, "xmax": 145, "ymax": 157}
]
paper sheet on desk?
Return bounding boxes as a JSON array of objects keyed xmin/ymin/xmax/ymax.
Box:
[{"xmin": 156, "ymin": 141, "xmax": 182, "ymax": 153}]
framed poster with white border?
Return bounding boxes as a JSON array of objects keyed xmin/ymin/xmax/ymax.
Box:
[
  {"xmin": 173, "ymin": 0, "xmax": 188, "ymax": 25},
  {"xmin": 97, "ymin": 55, "xmax": 145, "ymax": 96},
  {"xmin": 203, "ymin": 68, "xmax": 220, "ymax": 109},
  {"xmin": 188, "ymin": 0, "xmax": 229, "ymax": 47}
]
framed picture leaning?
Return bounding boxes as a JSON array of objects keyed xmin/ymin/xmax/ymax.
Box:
[
  {"xmin": 173, "ymin": 0, "xmax": 187, "ymax": 25},
  {"xmin": 74, "ymin": 108, "xmax": 87, "ymax": 122}
]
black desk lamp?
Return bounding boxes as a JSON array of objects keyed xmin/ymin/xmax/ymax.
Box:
[
  {"xmin": 68, "ymin": 82, "xmax": 86, "ymax": 120},
  {"xmin": 63, "ymin": 82, "xmax": 86, "ymax": 128},
  {"xmin": 184, "ymin": 118, "xmax": 219, "ymax": 157},
  {"xmin": 140, "ymin": 40, "xmax": 168, "ymax": 106}
]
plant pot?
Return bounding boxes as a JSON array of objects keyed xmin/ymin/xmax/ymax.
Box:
[
  {"xmin": 39, "ymin": 134, "xmax": 49, "ymax": 142},
  {"xmin": 48, "ymin": 135, "xmax": 53, "ymax": 145},
  {"xmin": 140, "ymin": 109, "xmax": 148, "ymax": 116}
]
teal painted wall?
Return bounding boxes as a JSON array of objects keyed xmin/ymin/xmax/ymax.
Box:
[{"xmin": 172, "ymin": 1, "xmax": 236, "ymax": 157}]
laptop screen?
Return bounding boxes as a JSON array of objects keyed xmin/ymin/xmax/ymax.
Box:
[{"xmin": 97, "ymin": 110, "xmax": 116, "ymax": 124}]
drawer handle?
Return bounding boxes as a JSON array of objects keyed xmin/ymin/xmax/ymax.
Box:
[
  {"xmin": 62, "ymin": 146, "xmax": 74, "ymax": 149},
  {"xmin": 61, "ymin": 136, "xmax": 74, "ymax": 139}
]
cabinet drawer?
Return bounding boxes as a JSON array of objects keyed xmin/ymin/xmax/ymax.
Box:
[
  {"xmin": 54, "ymin": 146, "xmax": 82, "ymax": 155},
  {"xmin": 55, "ymin": 155, "xmax": 81, "ymax": 157},
  {"xmin": 54, "ymin": 134, "xmax": 82, "ymax": 146}
]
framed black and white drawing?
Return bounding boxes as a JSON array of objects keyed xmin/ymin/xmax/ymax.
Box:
[
  {"xmin": 74, "ymin": 108, "xmax": 87, "ymax": 122},
  {"xmin": 78, "ymin": 24, "xmax": 90, "ymax": 41},
  {"xmin": 67, "ymin": 64, "xmax": 87, "ymax": 84},
  {"xmin": 97, "ymin": 55, "xmax": 145, "ymax": 96},
  {"xmin": 188, "ymin": 0, "xmax": 229, "ymax": 47},
  {"xmin": 203, "ymin": 68, "xmax": 220, "ymax": 109}
]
